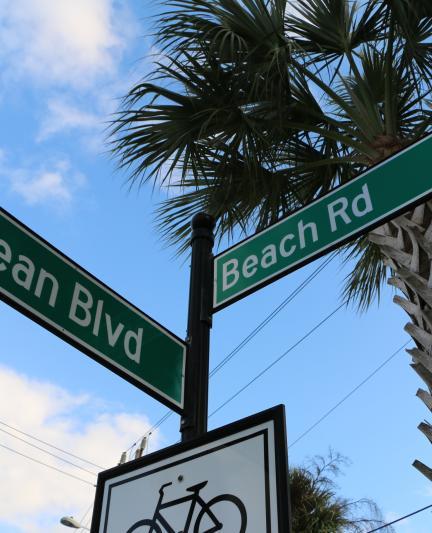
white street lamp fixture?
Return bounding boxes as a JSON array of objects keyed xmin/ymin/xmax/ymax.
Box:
[{"xmin": 60, "ymin": 516, "xmax": 89, "ymax": 530}]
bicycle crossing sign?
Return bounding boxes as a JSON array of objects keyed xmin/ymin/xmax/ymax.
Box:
[{"xmin": 91, "ymin": 405, "xmax": 290, "ymax": 532}]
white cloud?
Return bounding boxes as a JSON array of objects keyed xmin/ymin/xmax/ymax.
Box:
[
  {"xmin": 12, "ymin": 171, "xmax": 72, "ymax": 204},
  {"xmin": 37, "ymin": 99, "xmax": 101, "ymax": 142},
  {"xmin": 35, "ymin": 81, "xmax": 130, "ymax": 147},
  {"xmin": 6, "ymin": 159, "xmax": 86, "ymax": 207},
  {"xmin": 0, "ymin": 365, "xmax": 159, "ymax": 532},
  {"xmin": 0, "ymin": 1, "xmax": 147, "ymax": 144},
  {"xmin": 0, "ymin": 0, "xmax": 133, "ymax": 88}
]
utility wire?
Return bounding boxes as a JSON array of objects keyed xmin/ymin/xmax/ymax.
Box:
[
  {"xmin": 210, "ymin": 253, "xmax": 336, "ymax": 376},
  {"xmin": 209, "ymin": 301, "xmax": 345, "ymax": 418},
  {"xmin": 0, "ymin": 426, "xmax": 97, "ymax": 476},
  {"xmin": 0, "ymin": 418, "xmax": 104, "ymax": 470},
  {"xmin": 289, "ymin": 339, "xmax": 411, "ymax": 448},
  {"xmin": 0, "ymin": 442, "xmax": 95, "ymax": 486},
  {"xmin": 77, "ymin": 325, "xmax": 411, "ymax": 519},
  {"xmin": 79, "ymin": 503, "xmax": 94, "ymax": 531},
  {"xmin": 125, "ymin": 253, "xmax": 335, "ymax": 452},
  {"xmin": 366, "ymin": 503, "xmax": 432, "ymax": 532},
  {"xmin": 126, "ymin": 420, "xmax": 165, "ymax": 454},
  {"xmin": 31, "ymin": 333, "xmax": 417, "ymax": 527}
]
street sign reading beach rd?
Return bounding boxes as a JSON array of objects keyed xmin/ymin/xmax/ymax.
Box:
[
  {"xmin": 91, "ymin": 405, "xmax": 290, "ymax": 533},
  {"xmin": 0, "ymin": 208, "xmax": 186, "ymax": 412},
  {"xmin": 214, "ymin": 134, "xmax": 432, "ymax": 311}
]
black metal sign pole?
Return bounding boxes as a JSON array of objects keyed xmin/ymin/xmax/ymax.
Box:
[{"xmin": 181, "ymin": 213, "xmax": 215, "ymax": 442}]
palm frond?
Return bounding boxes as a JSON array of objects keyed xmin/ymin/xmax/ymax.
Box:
[{"xmin": 341, "ymin": 237, "xmax": 389, "ymax": 312}]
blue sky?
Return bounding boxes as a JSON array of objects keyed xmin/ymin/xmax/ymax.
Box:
[{"xmin": 0, "ymin": 1, "xmax": 431, "ymax": 532}]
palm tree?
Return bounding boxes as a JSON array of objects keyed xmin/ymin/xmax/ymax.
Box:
[
  {"xmin": 289, "ymin": 451, "xmax": 391, "ymax": 532},
  {"xmin": 110, "ymin": 0, "xmax": 432, "ymax": 478}
]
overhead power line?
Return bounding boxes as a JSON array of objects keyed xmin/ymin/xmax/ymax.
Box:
[
  {"xmin": 0, "ymin": 442, "xmax": 95, "ymax": 486},
  {"xmin": 125, "ymin": 254, "xmax": 335, "ymax": 452},
  {"xmin": 366, "ymin": 503, "xmax": 432, "ymax": 532},
  {"xmin": 79, "ymin": 503, "xmax": 94, "ymax": 530},
  {"xmin": 209, "ymin": 302, "xmax": 345, "ymax": 418},
  {"xmin": 0, "ymin": 418, "xmax": 105, "ymax": 470},
  {"xmin": 210, "ymin": 253, "xmax": 336, "ymax": 377},
  {"xmin": 0, "ymin": 426, "xmax": 98, "ymax": 476},
  {"xmin": 126, "ymin": 414, "xmax": 170, "ymax": 455},
  {"xmin": 289, "ymin": 339, "xmax": 411, "ymax": 448}
]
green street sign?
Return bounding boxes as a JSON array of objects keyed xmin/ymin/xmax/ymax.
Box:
[
  {"xmin": 0, "ymin": 208, "xmax": 186, "ymax": 412},
  {"xmin": 214, "ymin": 134, "xmax": 432, "ymax": 311}
]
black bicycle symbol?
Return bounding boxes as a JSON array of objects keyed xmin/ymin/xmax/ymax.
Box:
[{"xmin": 126, "ymin": 479, "xmax": 247, "ymax": 533}]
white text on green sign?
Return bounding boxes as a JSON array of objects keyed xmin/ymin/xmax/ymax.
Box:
[
  {"xmin": 0, "ymin": 209, "xmax": 186, "ymax": 411},
  {"xmin": 214, "ymin": 135, "xmax": 432, "ymax": 310}
]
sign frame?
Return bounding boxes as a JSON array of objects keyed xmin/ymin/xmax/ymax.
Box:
[
  {"xmin": 0, "ymin": 207, "xmax": 186, "ymax": 413},
  {"xmin": 90, "ymin": 405, "xmax": 291, "ymax": 533},
  {"xmin": 213, "ymin": 134, "xmax": 432, "ymax": 311}
]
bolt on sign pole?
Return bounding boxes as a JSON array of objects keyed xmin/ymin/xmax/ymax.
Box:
[{"xmin": 181, "ymin": 213, "xmax": 215, "ymax": 442}]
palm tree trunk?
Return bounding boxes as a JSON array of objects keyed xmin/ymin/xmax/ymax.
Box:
[{"xmin": 368, "ymin": 200, "xmax": 432, "ymax": 481}]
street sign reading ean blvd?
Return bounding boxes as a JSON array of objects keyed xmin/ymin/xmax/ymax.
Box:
[
  {"xmin": 214, "ymin": 134, "xmax": 432, "ymax": 311},
  {"xmin": 0, "ymin": 208, "xmax": 186, "ymax": 412},
  {"xmin": 91, "ymin": 405, "xmax": 290, "ymax": 533}
]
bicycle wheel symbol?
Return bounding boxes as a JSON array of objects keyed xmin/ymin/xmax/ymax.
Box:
[
  {"xmin": 194, "ymin": 494, "xmax": 247, "ymax": 533},
  {"xmin": 126, "ymin": 519, "xmax": 161, "ymax": 533}
]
